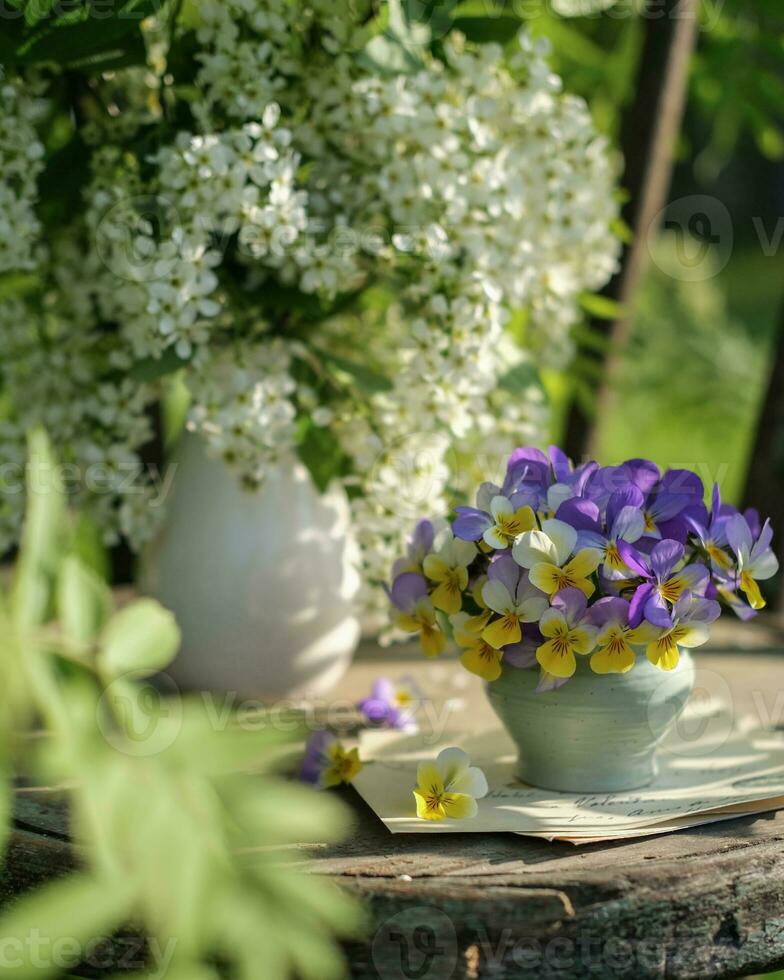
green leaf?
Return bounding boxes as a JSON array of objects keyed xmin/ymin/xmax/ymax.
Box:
[
  {"xmin": 58, "ymin": 555, "xmax": 111, "ymax": 647},
  {"xmin": 70, "ymin": 512, "xmax": 110, "ymax": 582},
  {"xmin": 129, "ymin": 347, "xmax": 192, "ymax": 383},
  {"xmin": 452, "ymin": 15, "xmax": 522, "ymax": 44},
  {"xmin": 579, "ymin": 292, "xmax": 625, "ymax": 320},
  {"xmin": 296, "ymin": 422, "xmax": 345, "ymax": 493},
  {"xmin": 99, "ymin": 598, "xmax": 181, "ymax": 678},
  {"xmin": 497, "ymin": 361, "xmax": 543, "ymax": 395},
  {"xmin": 11, "ymin": 429, "xmax": 66, "ymax": 630},
  {"xmin": 551, "ymin": 0, "xmax": 619, "ymax": 14},
  {"xmin": 8, "ymin": 0, "xmax": 160, "ymax": 69},
  {"xmin": 359, "ymin": 0, "xmax": 431, "ymax": 73},
  {"xmin": 0, "ymin": 874, "xmax": 132, "ymax": 979},
  {"xmin": 321, "ymin": 352, "xmax": 392, "ymax": 395}
]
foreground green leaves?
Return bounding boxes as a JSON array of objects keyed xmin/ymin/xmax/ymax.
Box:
[{"xmin": 0, "ymin": 431, "xmax": 360, "ymax": 979}]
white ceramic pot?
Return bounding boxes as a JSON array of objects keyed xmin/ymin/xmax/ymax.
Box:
[{"xmin": 142, "ymin": 434, "xmax": 360, "ymax": 699}]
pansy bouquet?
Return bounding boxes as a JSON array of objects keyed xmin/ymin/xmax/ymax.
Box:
[{"xmin": 388, "ymin": 447, "xmax": 778, "ymax": 691}]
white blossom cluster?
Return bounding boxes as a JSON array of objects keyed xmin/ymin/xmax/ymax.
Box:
[
  {"xmin": 0, "ymin": 244, "xmax": 160, "ymax": 550},
  {"xmin": 0, "ymin": 5, "xmax": 619, "ymax": 613},
  {"xmin": 185, "ymin": 340, "xmax": 299, "ymax": 488},
  {"xmin": 0, "ymin": 74, "xmax": 46, "ymax": 274}
]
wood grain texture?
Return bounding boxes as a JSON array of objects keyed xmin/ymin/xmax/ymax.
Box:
[{"xmin": 4, "ymin": 645, "xmax": 784, "ymax": 979}]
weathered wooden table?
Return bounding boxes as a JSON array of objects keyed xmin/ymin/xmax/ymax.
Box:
[{"xmin": 5, "ymin": 627, "xmax": 784, "ymax": 980}]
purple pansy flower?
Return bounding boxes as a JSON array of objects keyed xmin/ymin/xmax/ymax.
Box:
[
  {"xmin": 685, "ymin": 483, "xmax": 734, "ymax": 573},
  {"xmin": 640, "ymin": 469, "xmax": 705, "ymax": 544},
  {"xmin": 618, "ymin": 538, "xmax": 709, "ymax": 628},
  {"xmin": 723, "ymin": 512, "xmax": 779, "ymax": 612},
  {"xmin": 571, "ymin": 487, "xmax": 646, "ymax": 580},
  {"xmin": 300, "ymin": 730, "xmax": 362, "ymax": 788},
  {"xmin": 643, "ymin": 591, "xmax": 721, "ymax": 671},
  {"xmin": 358, "ymin": 676, "xmax": 423, "ymax": 731},
  {"xmin": 392, "ymin": 519, "xmax": 435, "ymax": 578},
  {"xmin": 453, "ymin": 494, "xmax": 535, "ymax": 548}
]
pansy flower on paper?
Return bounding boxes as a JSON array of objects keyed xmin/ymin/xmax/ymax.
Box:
[
  {"xmin": 358, "ymin": 677, "xmax": 423, "ymax": 731},
  {"xmin": 413, "ymin": 747, "xmax": 488, "ymax": 821},
  {"xmin": 300, "ymin": 731, "xmax": 362, "ymax": 788},
  {"xmin": 386, "ymin": 446, "xmax": 777, "ymax": 691}
]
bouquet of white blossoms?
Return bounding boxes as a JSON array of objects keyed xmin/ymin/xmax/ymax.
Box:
[{"xmin": 0, "ymin": 1, "xmax": 619, "ymax": 611}]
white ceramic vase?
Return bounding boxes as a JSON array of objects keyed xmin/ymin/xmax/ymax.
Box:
[{"xmin": 142, "ymin": 433, "xmax": 360, "ymax": 699}]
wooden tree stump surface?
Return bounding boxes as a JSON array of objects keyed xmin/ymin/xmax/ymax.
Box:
[{"xmin": 5, "ymin": 635, "xmax": 784, "ymax": 980}]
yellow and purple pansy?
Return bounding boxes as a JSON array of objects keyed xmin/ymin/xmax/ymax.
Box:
[{"xmin": 385, "ymin": 447, "xmax": 778, "ymax": 692}]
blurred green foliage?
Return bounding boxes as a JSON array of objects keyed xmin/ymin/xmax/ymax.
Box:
[
  {"xmin": 593, "ymin": 234, "xmax": 777, "ymax": 501},
  {"xmin": 0, "ymin": 431, "xmax": 360, "ymax": 978}
]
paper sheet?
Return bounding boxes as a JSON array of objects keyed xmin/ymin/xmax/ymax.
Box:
[{"xmin": 352, "ymin": 714, "xmax": 784, "ymax": 840}]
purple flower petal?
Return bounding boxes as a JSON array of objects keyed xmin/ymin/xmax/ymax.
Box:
[
  {"xmin": 725, "ymin": 512, "xmax": 752, "ymax": 557},
  {"xmin": 650, "ymin": 539, "xmax": 685, "ymax": 580},
  {"xmin": 611, "ymin": 505, "xmax": 646, "ymax": 543},
  {"xmin": 555, "ymin": 497, "xmax": 601, "ymax": 532},
  {"xmin": 548, "ymin": 445, "xmax": 572, "ymax": 482},
  {"xmin": 390, "ymin": 572, "xmax": 428, "ymax": 613},
  {"xmin": 410, "ymin": 520, "xmax": 434, "ymax": 560},
  {"xmin": 617, "ymin": 539, "xmax": 651, "ymax": 578},
  {"xmin": 452, "ymin": 506, "xmax": 491, "ymax": 541},
  {"xmin": 606, "ymin": 487, "xmax": 645, "ymax": 531},
  {"xmin": 487, "ymin": 553, "xmax": 520, "ymax": 596},
  {"xmin": 300, "ymin": 730, "xmax": 334, "ymax": 784},
  {"xmin": 628, "ymin": 582, "xmax": 654, "ymax": 628},
  {"xmin": 644, "ymin": 590, "xmax": 674, "ymax": 628},
  {"xmin": 551, "ymin": 587, "xmax": 588, "ymax": 626},
  {"xmin": 677, "ymin": 562, "xmax": 710, "ymax": 595},
  {"xmin": 586, "ymin": 595, "xmax": 630, "ymax": 628},
  {"xmin": 575, "ymin": 529, "xmax": 607, "ymax": 553},
  {"xmin": 503, "ymin": 639, "xmax": 538, "ymax": 668}
]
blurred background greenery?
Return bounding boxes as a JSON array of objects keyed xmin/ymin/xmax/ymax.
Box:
[{"xmin": 523, "ymin": 0, "xmax": 784, "ymax": 505}]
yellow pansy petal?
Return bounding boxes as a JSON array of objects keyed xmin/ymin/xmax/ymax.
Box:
[
  {"xmin": 527, "ymin": 562, "xmax": 562, "ymax": 596},
  {"xmin": 482, "ymin": 614, "xmax": 521, "ymax": 649},
  {"xmin": 512, "ymin": 505, "xmax": 536, "ymax": 533},
  {"xmin": 740, "ymin": 572, "xmax": 766, "ymax": 610},
  {"xmin": 646, "ymin": 633, "xmax": 680, "ymax": 671},
  {"xmin": 572, "ymin": 576, "xmax": 596, "ymax": 599},
  {"xmin": 671, "ymin": 623, "xmax": 710, "ymax": 648},
  {"xmin": 420, "ymin": 625, "xmax": 447, "ymax": 658},
  {"xmin": 590, "ymin": 641, "xmax": 635, "ymax": 674},
  {"xmin": 627, "ymin": 622, "xmax": 660, "ymax": 645},
  {"xmin": 441, "ymin": 793, "xmax": 478, "ymax": 820},
  {"xmin": 422, "ymin": 554, "xmax": 449, "ymax": 582},
  {"xmin": 460, "ymin": 643, "xmax": 503, "ymax": 682},
  {"xmin": 569, "ymin": 626, "xmax": 597, "ymax": 656},
  {"xmin": 536, "ymin": 638, "xmax": 576, "ymax": 678},
  {"xmin": 393, "ymin": 613, "xmax": 420, "ymax": 633},
  {"xmin": 538, "ymin": 607, "xmax": 567, "ymax": 638},
  {"xmin": 431, "ymin": 579, "xmax": 462, "ymax": 614},
  {"xmin": 415, "ymin": 762, "xmax": 444, "ymax": 795},
  {"xmin": 566, "ymin": 548, "xmax": 602, "ymax": 578},
  {"xmin": 413, "ymin": 790, "xmax": 444, "ymax": 821}
]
